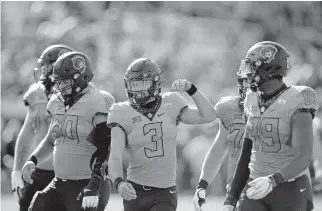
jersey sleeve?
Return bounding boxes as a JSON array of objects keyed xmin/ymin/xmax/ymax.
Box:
[
  {"xmin": 106, "ymin": 102, "xmax": 129, "ymax": 134},
  {"xmin": 95, "ymin": 90, "xmax": 115, "ymax": 114},
  {"xmin": 214, "ymin": 96, "xmax": 239, "ymax": 128},
  {"xmin": 91, "ymin": 90, "xmax": 116, "ymax": 126},
  {"xmin": 214, "ymin": 97, "xmax": 227, "ymax": 122},
  {"xmin": 23, "ymin": 83, "xmax": 48, "ymax": 107},
  {"xmin": 292, "ymin": 87, "xmax": 319, "ymax": 118},
  {"xmin": 166, "ymin": 92, "xmax": 188, "ymax": 124}
]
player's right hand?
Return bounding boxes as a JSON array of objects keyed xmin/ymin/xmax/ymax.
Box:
[
  {"xmin": 193, "ymin": 188, "xmax": 206, "ymax": 211},
  {"xmin": 11, "ymin": 170, "xmax": 24, "ymax": 201},
  {"xmin": 222, "ymin": 205, "xmax": 235, "ymax": 211},
  {"xmin": 117, "ymin": 182, "xmax": 137, "ymax": 201},
  {"xmin": 22, "ymin": 161, "xmax": 36, "ymax": 184}
]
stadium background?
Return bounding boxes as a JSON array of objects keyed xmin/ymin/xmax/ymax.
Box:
[{"xmin": 1, "ymin": 1, "xmax": 322, "ymax": 210}]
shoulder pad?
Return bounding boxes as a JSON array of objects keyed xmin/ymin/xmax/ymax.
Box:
[
  {"xmin": 215, "ymin": 96, "xmax": 240, "ymax": 120},
  {"xmin": 47, "ymin": 94, "xmax": 65, "ymax": 116},
  {"xmin": 294, "ymin": 86, "xmax": 319, "ymax": 110},
  {"xmin": 23, "ymin": 83, "xmax": 48, "ymax": 107},
  {"xmin": 98, "ymin": 90, "xmax": 115, "ymax": 112},
  {"xmin": 107, "ymin": 101, "xmax": 129, "ymax": 125},
  {"xmin": 87, "ymin": 89, "xmax": 116, "ymax": 117},
  {"xmin": 288, "ymin": 86, "xmax": 319, "ymax": 118}
]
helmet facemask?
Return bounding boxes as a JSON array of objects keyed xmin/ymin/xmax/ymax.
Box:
[
  {"xmin": 34, "ymin": 61, "xmax": 54, "ymax": 82},
  {"xmin": 53, "ymin": 73, "xmax": 85, "ymax": 102},
  {"xmin": 237, "ymin": 58, "xmax": 262, "ymax": 97},
  {"xmin": 125, "ymin": 74, "xmax": 162, "ymax": 107}
]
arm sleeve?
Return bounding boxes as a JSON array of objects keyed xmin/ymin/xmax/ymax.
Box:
[
  {"xmin": 87, "ymin": 122, "xmax": 111, "ymax": 178},
  {"xmin": 224, "ymin": 137, "xmax": 252, "ymax": 207}
]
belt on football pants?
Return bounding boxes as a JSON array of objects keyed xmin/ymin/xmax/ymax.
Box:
[
  {"xmin": 128, "ymin": 180, "xmax": 175, "ymax": 191},
  {"xmin": 55, "ymin": 177, "xmax": 90, "ymax": 183}
]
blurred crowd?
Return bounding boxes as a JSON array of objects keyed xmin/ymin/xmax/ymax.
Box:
[{"xmin": 1, "ymin": 1, "xmax": 322, "ymax": 195}]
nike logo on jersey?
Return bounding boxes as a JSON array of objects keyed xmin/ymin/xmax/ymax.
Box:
[
  {"xmin": 157, "ymin": 112, "xmax": 165, "ymax": 117},
  {"xmin": 300, "ymin": 188, "xmax": 306, "ymax": 192},
  {"xmin": 170, "ymin": 190, "xmax": 176, "ymax": 194}
]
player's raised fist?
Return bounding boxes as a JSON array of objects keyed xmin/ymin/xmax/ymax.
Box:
[
  {"xmin": 117, "ymin": 182, "xmax": 137, "ymax": 201},
  {"xmin": 171, "ymin": 79, "xmax": 192, "ymax": 92},
  {"xmin": 11, "ymin": 170, "xmax": 24, "ymax": 201},
  {"xmin": 193, "ymin": 188, "xmax": 206, "ymax": 211},
  {"xmin": 22, "ymin": 161, "xmax": 36, "ymax": 184}
]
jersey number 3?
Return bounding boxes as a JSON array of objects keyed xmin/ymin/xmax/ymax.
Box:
[{"xmin": 143, "ymin": 122, "xmax": 165, "ymax": 158}]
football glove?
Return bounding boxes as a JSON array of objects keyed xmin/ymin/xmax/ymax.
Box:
[
  {"xmin": 22, "ymin": 161, "xmax": 36, "ymax": 184},
  {"xmin": 11, "ymin": 170, "xmax": 24, "ymax": 201},
  {"xmin": 193, "ymin": 188, "xmax": 206, "ymax": 211},
  {"xmin": 171, "ymin": 79, "xmax": 192, "ymax": 92},
  {"xmin": 77, "ymin": 175, "xmax": 102, "ymax": 209},
  {"xmin": 246, "ymin": 176, "xmax": 274, "ymax": 200}
]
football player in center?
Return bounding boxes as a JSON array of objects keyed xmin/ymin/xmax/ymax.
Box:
[
  {"xmin": 108, "ymin": 58, "xmax": 217, "ymax": 211},
  {"xmin": 223, "ymin": 41, "xmax": 319, "ymax": 211},
  {"xmin": 193, "ymin": 63, "xmax": 248, "ymax": 210},
  {"xmin": 22, "ymin": 52, "xmax": 114, "ymax": 211},
  {"xmin": 12, "ymin": 45, "xmax": 74, "ymax": 211}
]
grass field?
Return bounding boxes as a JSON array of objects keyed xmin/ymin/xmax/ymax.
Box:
[{"xmin": 2, "ymin": 194, "xmax": 322, "ymax": 211}]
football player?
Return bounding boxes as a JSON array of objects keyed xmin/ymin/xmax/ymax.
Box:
[
  {"xmin": 21, "ymin": 52, "xmax": 115, "ymax": 211},
  {"xmin": 193, "ymin": 68, "xmax": 248, "ymax": 210},
  {"xmin": 11, "ymin": 45, "xmax": 74, "ymax": 211},
  {"xmin": 223, "ymin": 41, "xmax": 319, "ymax": 211},
  {"xmin": 107, "ymin": 58, "xmax": 217, "ymax": 211}
]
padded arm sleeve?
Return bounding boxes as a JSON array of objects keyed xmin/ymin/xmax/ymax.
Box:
[{"xmin": 87, "ymin": 122, "xmax": 111, "ymax": 178}]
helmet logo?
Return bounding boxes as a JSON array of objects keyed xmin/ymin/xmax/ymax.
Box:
[
  {"xmin": 260, "ymin": 45, "xmax": 278, "ymax": 63},
  {"xmin": 71, "ymin": 55, "xmax": 86, "ymax": 74}
]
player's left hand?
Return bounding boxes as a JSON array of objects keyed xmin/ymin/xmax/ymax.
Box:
[
  {"xmin": 171, "ymin": 79, "xmax": 192, "ymax": 92},
  {"xmin": 77, "ymin": 175, "xmax": 102, "ymax": 209},
  {"xmin": 193, "ymin": 188, "xmax": 206, "ymax": 211},
  {"xmin": 246, "ymin": 176, "xmax": 273, "ymax": 200}
]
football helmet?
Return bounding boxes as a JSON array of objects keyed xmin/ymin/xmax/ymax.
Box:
[
  {"xmin": 52, "ymin": 52, "xmax": 94, "ymax": 101},
  {"xmin": 237, "ymin": 41, "xmax": 290, "ymax": 97},
  {"xmin": 124, "ymin": 58, "xmax": 163, "ymax": 106},
  {"xmin": 34, "ymin": 45, "xmax": 74, "ymax": 84}
]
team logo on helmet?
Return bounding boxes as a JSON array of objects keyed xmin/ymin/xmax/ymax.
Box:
[
  {"xmin": 71, "ymin": 55, "xmax": 86, "ymax": 73},
  {"xmin": 259, "ymin": 45, "xmax": 278, "ymax": 64}
]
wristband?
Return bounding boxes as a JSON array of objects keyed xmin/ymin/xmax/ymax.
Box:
[
  {"xmin": 114, "ymin": 177, "xmax": 125, "ymax": 190},
  {"xmin": 186, "ymin": 84, "xmax": 197, "ymax": 96},
  {"xmin": 223, "ymin": 194, "xmax": 238, "ymax": 208},
  {"xmin": 197, "ymin": 179, "xmax": 209, "ymax": 190},
  {"xmin": 269, "ymin": 172, "xmax": 284, "ymax": 188},
  {"xmin": 27, "ymin": 155, "xmax": 38, "ymax": 166},
  {"xmin": 88, "ymin": 175, "xmax": 103, "ymax": 190}
]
